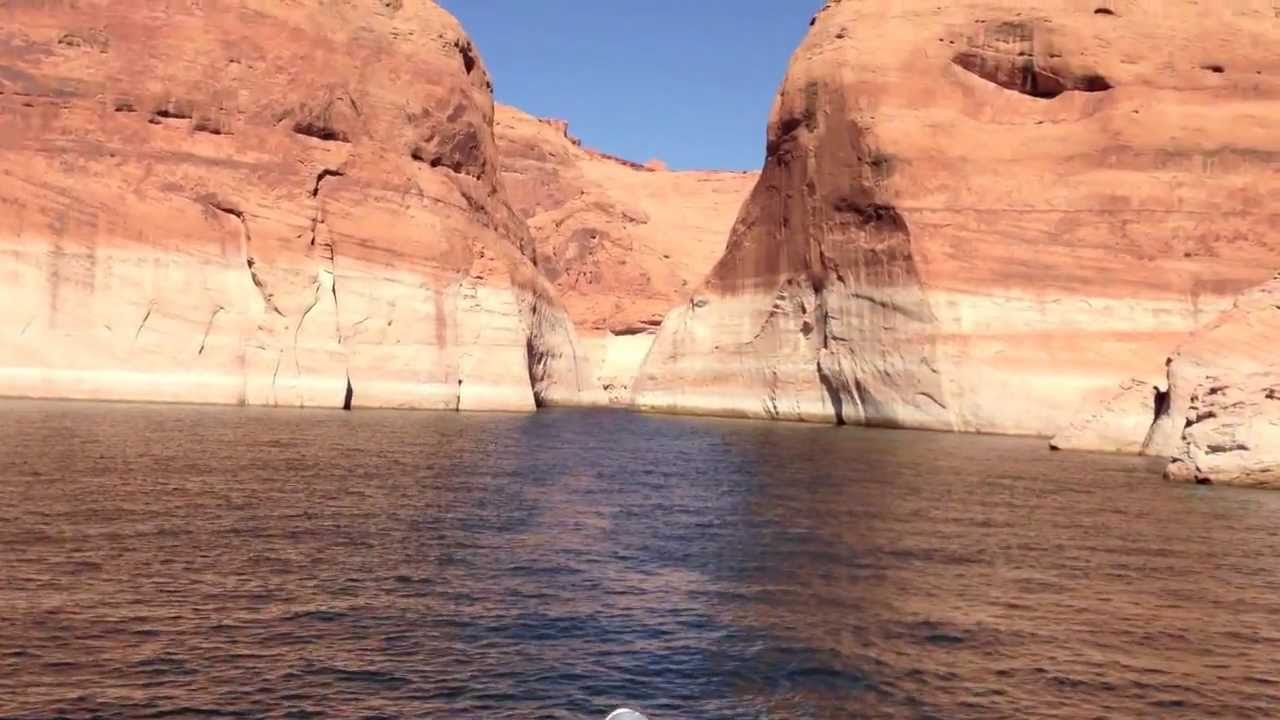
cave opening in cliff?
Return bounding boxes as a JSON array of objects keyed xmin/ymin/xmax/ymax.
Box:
[
  {"xmin": 951, "ymin": 51, "xmax": 1113, "ymax": 99},
  {"xmin": 292, "ymin": 120, "xmax": 350, "ymax": 144}
]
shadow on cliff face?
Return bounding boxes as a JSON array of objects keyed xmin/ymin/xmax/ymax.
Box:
[{"xmin": 693, "ymin": 67, "xmax": 950, "ymax": 428}]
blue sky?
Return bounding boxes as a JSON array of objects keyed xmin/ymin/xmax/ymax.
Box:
[{"xmin": 439, "ymin": 1, "xmax": 823, "ymax": 171}]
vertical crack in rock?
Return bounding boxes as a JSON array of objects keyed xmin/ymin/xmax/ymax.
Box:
[
  {"xmin": 525, "ymin": 333, "xmax": 541, "ymax": 406},
  {"xmin": 309, "ymin": 169, "xmax": 344, "ymax": 344},
  {"xmin": 133, "ymin": 302, "xmax": 155, "ymax": 341},
  {"xmin": 244, "ymin": 258, "xmax": 286, "ymax": 317},
  {"xmin": 815, "ymin": 302, "xmax": 843, "ymax": 424},
  {"xmin": 293, "ymin": 279, "xmax": 323, "ymax": 376},
  {"xmin": 454, "ymin": 278, "xmax": 474, "ymax": 412},
  {"xmin": 197, "ymin": 306, "xmax": 223, "ymax": 355},
  {"xmin": 297, "ymin": 170, "xmax": 353, "ymax": 410},
  {"xmin": 523, "ymin": 292, "xmax": 585, "ymax": 407},
  {"xmin": 748, "ymin": 282, "xmax": 804, "ymax": 345},
  {"xmin": 208, "ymin": 201, "xmax": 285, "ymax": 317},
  {"xmin": 237, "ymin": 349, "xmax": 251, "ymax": 407},
  {"xmin": 270, "ymin": 351, "xmax": 283, "ymax": 406},
  {"xmin": 814, "ymin": 292, "xmax": 864, "ymax": 426},
  {"xmin": 329, "ymin": 270, "xmax": 341, "ymax": 344}
]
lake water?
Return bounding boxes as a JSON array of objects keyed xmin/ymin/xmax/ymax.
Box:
[{"xmin": 2, "ymin": 400, "xmax": 1279, "ymax": 719}]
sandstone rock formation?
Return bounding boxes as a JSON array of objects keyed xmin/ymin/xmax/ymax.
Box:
[
  {"xmin": 634, "ymin": 0, "xmax": 1280, "ymax": 434},
  {"xmin": 494, "ymin": 104, "xmax": 755, "ymax": 404},
  {"xmin": 1154, "ymin": 276, "xmax": 1280, "ymax": 487},
  {"xmin": 1049, "ymin": 379, "xmax": 1166, "ymax": 454},
  {"xmin": 0, "ymin": 0, "xmax": 582, "ymax": 411}
]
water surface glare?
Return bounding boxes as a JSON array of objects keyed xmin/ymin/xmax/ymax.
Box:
[{"xmin": 2, "ymin": 400, "xmax": 1279, "ymax": 719}]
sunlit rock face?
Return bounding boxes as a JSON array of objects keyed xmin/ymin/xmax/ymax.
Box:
[
  {"xmin": 0, "ymin": 0, "xmax": 584, "ymax": 411},
  {"xmin": 634, "ymin": 0, "xmax": 1280, "ymax": 434},
  {"xmin": 494, "ymin": 104, "xmax": 755, "ymax": 405},
  {"xmin": 1064, "ymin": 274, "xmax": 1280, "ymax": 486},
  {"xmin": 1150, "ymin": 275, "xmax": 1280, "ymax": 488},
  {"xmin": 1050, "ymin": 379, "xmax": 1167, "ymax": 455}
]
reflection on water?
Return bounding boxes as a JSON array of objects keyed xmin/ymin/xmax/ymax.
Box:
[{"xmin": 1, "ymin": 400, "xmax": 1279, "ymax": 719}]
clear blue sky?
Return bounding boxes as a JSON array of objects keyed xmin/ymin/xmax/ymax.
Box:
[{"xmin": 439, "ymin": 1, "xmax": 823, "ymax": 171}]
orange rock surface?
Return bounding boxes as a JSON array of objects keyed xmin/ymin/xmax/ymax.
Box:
[
  {"xmin": 0, "ymin": 0, "xmax": 582, "ymax": 410},
  {"xmin": 635, "ymin": 0, "xmax": 1280, "ymax": 435},
  {"xmin": 494, "ymin": 104, "xmax": 755, "ymax": 403}
]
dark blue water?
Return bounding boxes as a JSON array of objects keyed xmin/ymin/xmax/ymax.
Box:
[{"xmin": 2, "ymin": 400, "xmax": 1279, "ymax": 719}]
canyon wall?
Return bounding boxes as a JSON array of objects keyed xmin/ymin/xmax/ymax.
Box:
[
  {"xmin": 1160, "ymin": 275, "xmax": 1280, "ymax": 488},
  {"xmin": 0, "ymin": 0, "xmax": 582, "ymax": 411},
  {"xmin": 494, "ymin": 104, "xmax": 755, "ymax": 404},
  {"xmin": 634, "ymin": 0, "xmax": 1280, "ymax": 435},
  {"xmin": 1067, "ymin": 274, "xmax": 1280, "ymax": 487}
]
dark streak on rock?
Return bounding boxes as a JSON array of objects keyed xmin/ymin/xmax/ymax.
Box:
[
  {"xmin": 198, "ymin": 306, "xmax": 223, "ymax": 355},
  {"xmin": 312, "ymin": 168, "xmax": 345, "ymax": 198},
  {"xmin": 293, "ymin": 120, "xmax": 350, "ymax": 143},
  {"xmin": 133, "ymin": 303, "xmax": 154, "ymax": 340},
  {"xmin": 207, "ymin": 201, "xmax": 285, "ymax": 317}
]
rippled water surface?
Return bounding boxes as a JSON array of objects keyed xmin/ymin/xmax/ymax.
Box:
[{"xmin": 3, "ymin": 400, "xmax": 1280, "ymax": 719}]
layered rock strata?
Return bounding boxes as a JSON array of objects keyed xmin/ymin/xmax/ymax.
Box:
[
  {"xmin": 634, "ymin": 0, "xmax": 1280, "ymax": 435},
  {"xmin": 0, "ymin": 0, "xmax": 582, "ymax": 411},
  {"xmin": 494, "ymin": 104, "xmax": 754, "ymax": 404}
]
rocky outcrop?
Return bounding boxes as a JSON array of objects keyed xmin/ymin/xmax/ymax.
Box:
[
  {"xmin": 494, "ymin": 104, "xmax": 755, "ymax": 404},
  {"xmin": 634, "ymin": 0, "xmax": 1280, "ymax": 433},
  {"xmin": 0, "ymin": 0, "xmax": 582, "ymax": 410},
  {"xmin": 1155, "ymin": 276, "xmax": 1280, "ymax": 487}
]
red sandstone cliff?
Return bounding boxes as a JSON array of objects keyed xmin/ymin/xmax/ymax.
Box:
[
  {"xmin": 0, "ymin": 0, "xmax": 582, "ymax": 410},
  {"xmin": 7, "ymin": 0, "xmax": 1279, "ymax": 462},
  {"xmin": 634, "ymin": 0, "xmax": 1280, "ymax": 435},
  {"xmin": 494, "ymin": 104, "xmax": 755, "ymax": 404}
]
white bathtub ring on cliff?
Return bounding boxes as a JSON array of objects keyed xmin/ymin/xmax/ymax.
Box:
[{"xmin": 606, "ymin": 710, "xmax": 649, "ymax": 720}]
